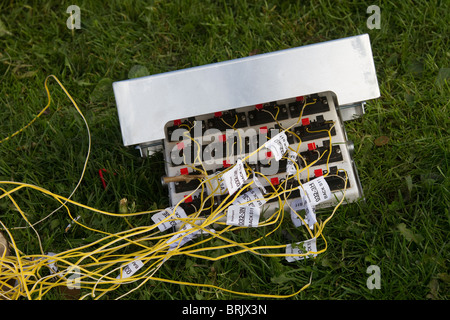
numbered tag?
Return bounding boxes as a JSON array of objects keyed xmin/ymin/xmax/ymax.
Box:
[
  {"xmin": 301, "ymin": 196, "xmax": 316, "ymax": 229},
  {"xmin": 117, "ymin": 259, "xmax": 144, "ymax": 279},
  {"xmin": 290, "ymin": 197, "xmax": 316, "ymax": 229},
  {"xmin": 166, "ymin": 224, "xmax": 196, "ymax": 249},
  {"xmin": 290, "ymin": 198, "xmax": 306, "ymax": 228},
  {"xmin": 206, "ymin": 171, "xmax": 228, "ymax": 195},
  {"xmin": 226, "ymin": 205, "xmax": 260, "ymax": 227},
  {"xmin": 299, "ymin": 176, "xmax": 332, "ymax": 206},
  {"xmin": 252, "ymin": 173, "xmax": 267, "ymax": 194},
  {"xmin": 233, "ymin": 188, "xmax": 266, "ymax": 207},
  {"xmin": 286, "ymin": 151, "xmax": 299, "ymax": 175},
  {"xmin": 222, "ymin": 160, "xmax": 248, "ymax": 194},
  {"xmin": 151, "ymin": 206, "xmax": 188, "ymax": 232},
  {"xmin": 285, "ymin": 238, "xmax": 317, "ymax": 262},
  {"xmin": 46, "ymin": 252, "xmax": 58, "ymax": 274},
  {"xmin": 265, "ymin": 132, "xmax": 289, "ymax": 161},
  {"xmin": 304, "ymin": 198, "xmax": 317, "ymax": 228}
]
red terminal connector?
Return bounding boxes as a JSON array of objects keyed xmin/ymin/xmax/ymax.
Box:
[
  {"xmin": 255, "ymin": 104, "xmax": 263, "ymax": 110},
  {"xmin": 214, "ymin": 112, "xmax": 222, "ymax": 117},
  {"xmin": 219, "ymin": 134, "xmax": 226, "ymax": 142},
  {"xmin": 223, "ymin": 160, "xmax": 231, "ymax": 168},
  {"xmin": 301, "ymin": 118, "xmax": 310, "ymax": 126},
  {"xmin": 296, "ymin": 96, "xmax": 304, "ymax": 102},
  {"xmin": 184, "ymin": 195, "xmax": 193, "ymax": 203},
  {"xmin": 180, "ymin": 168, "xmax": 189, "ymax": 175},
  {"xmin": 308, "ymin": 142, "xmax": 316, "ymax": 151},
  {"xmin": 174, "ymin": 119, "xmax": 181, "ymax": 126},
  {"xmin": 271, "ymin": 177, "xmax": 279, "ymax": 185},
  {"xmin": 266, "ymin": 151, "xmax": 272, "ymax": 159},
  {"xmin": 314, "ymin": 169, "xmax": 323, "ymax": 177},
  {"xmin": 259, "ymin": 126, "xmax": 268, "ymax": 134}
]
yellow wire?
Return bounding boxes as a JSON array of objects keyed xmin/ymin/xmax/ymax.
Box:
[{"xmin": 0, "ymin": 78, "xmax": 349, "ymax": 300}]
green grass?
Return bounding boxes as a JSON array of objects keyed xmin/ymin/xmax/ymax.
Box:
[{"xmin": 0, "ymin": 0, "xmax": 448, "ymax": 301}]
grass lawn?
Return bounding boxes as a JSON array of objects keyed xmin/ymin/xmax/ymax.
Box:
[{"xmin": 0, "ymin": 0, "xmax": 448, "ymax": 301}]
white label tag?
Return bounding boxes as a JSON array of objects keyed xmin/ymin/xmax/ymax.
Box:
[
  {"xmin": 151, "ymin": 206, "xmax": 188, "ymax": 232},
  {"xmin": 206, "ymin": 171, "xmax": 228, "ymax": 195},
  {"xmin": 289, "ymin": 198, "xmax": 305, "ymax": 212},
  {"xmin": 265, "ymin": 132, "xmax": 289, "ymax": 161},
  {"xmin": 166, "ymin": 224, "xmax": 215, "ymax": 253},
  {"xmin": 166, "ymin": 224, "xmax": 196, "ymax": 249},
  {"xmin": 117, "ymin": 259, "xmax": 144, "ymax": 279},
  {"xmin": 304, "ymin": 198, "xmax": 316, "ymax": 228},
  {"xmin": 290, "ymin": 198, "xmax": 305, "ymax": 228},
  {"xmin": 233, "ymin": 188, "xmax": 266, "ymax": 207},
  {"xmin": 253, "ymin": 173, "xmax": 267, "ymax": 194},
  {"xmin": 290, "ymin": 197, "xmax": 316, "ymax": 229},
  {"xmin": 46, "ymin": 252, "xmax": 58, "ymax": 274},
  {"xmin": 286, "ymin": 151, "xmax": 299, "ymax": 175},
  {"xmin": 285, "ymin": 238, "xmax": 317, "ymax": 262},
  {"xmin": 299, "ymin": 176, "xmax": 332, "ymax": 206},
  {"xmin": 226, "ymin": 205, "xmax": 260, "ymax": 227},
  {"xmin": 222, "ymin": 160, "xmax": 248, "ymax": 194}
]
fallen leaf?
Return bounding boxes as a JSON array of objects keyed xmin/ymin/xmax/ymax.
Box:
[
  {"xmin": 397, "ymin": 223, "xmax": 424, "ymax": 244},
  {"xmin": 17, "ymin": 70, "xmax": 38, "ymax": 79},
  {"xmin": 426, "ymin": 278, "xmax": 439, "ymax": 300},
  {"xmin": 270, "ymin": 273, "xmax": 297, "ymax": 284},
  {"xmin": 374, "ymin": 136, "xmax": 389, "ymax": 146},
  {"xmin": 321, "ymin": 257, "xmax": 334, "ymax": 268},
  {"xmin": 438, "ymin": 273, "xmax": 450, "ymax": 283}
]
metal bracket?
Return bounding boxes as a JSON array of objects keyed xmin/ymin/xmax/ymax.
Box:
[{"xmin": 337, "ymin": 101, "xmax": 366, "ymax": 122}]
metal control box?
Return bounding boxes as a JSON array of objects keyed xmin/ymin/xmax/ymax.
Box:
[{"xmin": 112, "ymin": 34, "xmax": 380, "ymax": 215}]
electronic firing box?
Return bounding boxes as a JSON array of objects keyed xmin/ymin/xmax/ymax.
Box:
[{"xmin": 112, "ymin": 34, "xmax": 380, "ymax": 219}]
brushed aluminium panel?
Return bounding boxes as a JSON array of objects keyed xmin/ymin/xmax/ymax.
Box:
[{"xmin": 113, "ymin": 34, "xmax": 379, "ymax": 147}]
